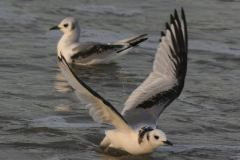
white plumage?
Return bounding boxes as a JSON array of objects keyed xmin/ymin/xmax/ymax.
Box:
[
  {"xmin": 50, "ymin": 17, "xmax": 148, "ymax": 64},
  {"xmin": 58, "ymin": 8, "xmax": 188, "ymax": 155}
]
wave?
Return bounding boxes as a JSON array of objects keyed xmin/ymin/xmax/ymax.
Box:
[
  {"xmin": 29, "ymin": 116, "xmax": 103, "ymax": 128},
  {"xmin": 75, "ymin": 5, "xmax": 142, "ymax": 17},
  {"xmin": 189, "ymin": 40, "xmax": 240, "ymax": 56},
  {"xmin": 141, "ymin": 38, "xmax": 240, "ymax": 56},
  {"xmin": 157, "ymin": 145, "xmax": 240, "ymax": 153},
  {"xmin": 74, "ymin": 29, "xmax": 240, "ymax": 56},
  {"xmin": 0, "ymin": 2, "xmax": 38, "ymax": 22}
]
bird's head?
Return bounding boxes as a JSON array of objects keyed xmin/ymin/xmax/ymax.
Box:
[
  {"xmin": 147, "ymin": 129, "xmax": 173, "ymax": 148},
  {"xmin": 50, "ymin": 17, "xmax": 80, "ymax": 34}
]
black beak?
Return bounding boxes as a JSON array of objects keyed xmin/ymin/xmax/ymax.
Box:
[
  {"xmin": 50, "ymin": 26, "xmax": 61, "ymax": 30},
  {"xmin": 163, "ymin": 140, "xmax": 173, "ymax": 146}
]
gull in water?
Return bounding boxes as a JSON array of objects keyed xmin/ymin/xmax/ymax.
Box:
[
  {"xmin": 58, "ymin": 8, "xmax": 188, "ymax": 155},
  {"xmin": 50, "ymin": 17, "xmax": 148, "ymax": 64}
]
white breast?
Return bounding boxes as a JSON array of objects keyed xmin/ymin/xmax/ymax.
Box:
[{"xmin": 105, "ymin": 129, "xmax": 154, "ymax": 155}]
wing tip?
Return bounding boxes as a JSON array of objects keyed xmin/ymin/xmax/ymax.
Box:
[
  {"xmin": 130, "ymin": 37, "xmax": 148, "ymax": 47},
  {"xmin": 140, "ymin": 34, "xmax": 148, "ymax": 37},
  {"xmin": 161, "ymin": 31, "xmax": 166, "ymax": 37},
  {"xmin": 125, "ymin": 34, "xmax": 148, "ymax": 44},
  {"xmin": 174, "ymin": 9, "xmax": 178, "ymax": 18},
  {"xmin": 170, "ymin": 14, "xmax": 174, "ymax": 24},
  {"xmin": 181, "ymin": 7, "xmax": 185, "ymax": 18}
]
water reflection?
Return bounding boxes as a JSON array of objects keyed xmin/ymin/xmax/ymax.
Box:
[
  {"xmin": 55, "ymin": 72, "xmax": 74, "ymax": 94},
  {"xmin": 54, "ymin": 62, "xmax": 123, "ymax": 94},
  {"xmin": 55, "ymin": 104, "xmax": 73, "ymax": 111},
  {"xmin": 54, "ymin": 62, "xmax": 125, "ymax": 111},
  {"xmin": 100, "ymin": 152, "xmax": 155, "ymax": 160}
]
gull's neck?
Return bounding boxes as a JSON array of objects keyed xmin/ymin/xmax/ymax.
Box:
[
  {"xmin": 57, "ymin": 27, "xmax": 80, "ymax": 57},
  {"xmin": 60, "ymin": 29, "xmax": 80, "ymax": 44}
]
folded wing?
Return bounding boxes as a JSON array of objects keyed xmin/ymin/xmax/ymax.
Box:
[
  {"xmin": 71, "ymin": 34, "xmax": 148, "ymax": 63},
  {"xmin": 122, "ymin": 8, "xmax": 188, "ymax": 129},
  {"xmin": 71, "ymin": 43, "xmax": 124, "ymax": 60},
  {"xmin": 58, "ymin": 55, "xmax": 133, "ymax": 132}
]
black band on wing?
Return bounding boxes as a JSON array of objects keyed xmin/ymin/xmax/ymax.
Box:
[
  {"xmin": 58, "ymin": 54, "xmax": 129, "ymax": 125},
  {"xmin": 71, "ymin": 44, "xmax": 124, "ymax": 59},
  {"xmin": 136, "ymin": 86, "xmax": 179, "ymax": 110}
]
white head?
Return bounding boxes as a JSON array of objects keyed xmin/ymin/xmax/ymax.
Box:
[
  {"xmin": 50, "ymin": 17, "xmax": 80, "ymax": 35},
  {"xmin": 145, "ymin": 129, "xmax": 173, "ymax": 149}
]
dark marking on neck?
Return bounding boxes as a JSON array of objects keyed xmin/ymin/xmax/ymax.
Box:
[
  {"xmin": 138, "ymin": 126, "xmax": 153, "ymax": 144},
  {"xmin": 147, "ymin": 132, "xmax": 150, "ymax": 141},
  {"xmin": 72, "ymin": 23, "xmax": 75, "ymax": 30}
]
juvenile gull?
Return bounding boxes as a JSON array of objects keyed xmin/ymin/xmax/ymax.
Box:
[
  {"xmin": 58, "ymin": 8, "xmax": 188, "ymax": 155},
  {"xmin": 50, "ymin": 17, "xmax": 148, "ymax": 64}
]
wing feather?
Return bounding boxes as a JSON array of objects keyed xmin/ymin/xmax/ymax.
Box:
[
  {"xmin": 58, "ymin": 55, "xmax": 133, "ymax": 132},
  {"xmin": 71, "ymin": 43, "xmax": 124, "ymax": 60},
  {"xmin": 122, "ymin": 8, "xmax": 188, "ymax": 129}
]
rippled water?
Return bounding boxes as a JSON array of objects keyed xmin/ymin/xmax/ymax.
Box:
[{"xmin": 0, "ymin": 0, "xmax": 240, "ymax": 160}]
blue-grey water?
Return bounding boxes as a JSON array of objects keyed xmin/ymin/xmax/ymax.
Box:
[{"xmin": 0, "ymin": 0, "xmax": 240, "ymax": 160}]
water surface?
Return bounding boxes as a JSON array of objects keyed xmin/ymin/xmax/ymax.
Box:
[{"xmin": 0, "ymin": 0, "xmax": 240, "ymax": 159}]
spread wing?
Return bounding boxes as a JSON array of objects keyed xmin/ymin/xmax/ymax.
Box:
[
  {"xmin": 121, "ymin": 8, "xmax": 188, "ymax": 129},
  {"xmin": 58, "ymin": 54, "xmax": 133, "ymax": 132}
]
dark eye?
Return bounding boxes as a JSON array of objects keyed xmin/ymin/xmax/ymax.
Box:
[
  {"xmin": 154, "ymin": 135, "xmax": 159, "ymax": 140},
  {"xmin": 64, "ymin": 24, "xmax": 68, "ymax": 28}
]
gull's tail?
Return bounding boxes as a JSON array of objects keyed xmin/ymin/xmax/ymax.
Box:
[
  {"xmin": 102, "ymin": 34, "xmax": 148, "ymax": 63},
  {"xmin": 116, "ymin": 34, "xmax": 148, "ymax": 44},
  {"xmin": 116, "ymin": 34, "xmax": 148, "ymax": 53}
]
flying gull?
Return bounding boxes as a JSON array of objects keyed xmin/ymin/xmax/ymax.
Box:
[
  {"xmin": 50, "ymin": 17, "xmax": 148, "ymax": 64},
  {"xmin": 58, "ymin": 8, "xmax": 188, "ymax": 155}
]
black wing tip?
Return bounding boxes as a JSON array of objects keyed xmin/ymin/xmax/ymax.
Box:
[
  {"xmin": 181, "ymin": 7, "xmax": 187, "ymax": 26},
  {"xmin": 140, "ymin": 34, "xmax": 148, "ymax": 37},
  {"xmin": 181, "ymin": 8, "xmax": 186, "ymax": 23},
  {"xmin": 170, "ymin": 14, "xmax": 174, "ymax": 23},
  {"xmin": 164, "ymin": 8, "xmax": 188, "ymax": 68},
  {"xmin": 117, "ymin": 37, "xmax": 148, "ymax": 53},
  {"xmin": 141, "ymin": 37, "xmax": 149, "ymax": 41},
  {"xmin": 127, "ymin": 34, "xmax": 148, "ymax": 44},
  {"xmin": 161, "ymin": 31, "xmax": 166, "ymax": 37},
  {"xmin": 130, "ymin": 37, "xmax": 148, "ymax": 47},
  {"xmin": 166, "ymin": 22, "xmax": 170, "ymax": 30},
  {"xmin": 170, "ymin": 8, "xmax": 186, "ymax": 24},
  {"xmin": 174, "ymin": 9, "xmax": 180, "ymax": 24},
  {"xmin": 181, "ymin": 7, "xmax": 185, "ymax": 15},
  {"xmin": 174, "ymin": 9, "xmax": 178, "ymax": 17}
]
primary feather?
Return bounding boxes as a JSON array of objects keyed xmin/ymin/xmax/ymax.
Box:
[{"xmin": 58, "ymin": 55, "xmax": 133, "ymax": 132}]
